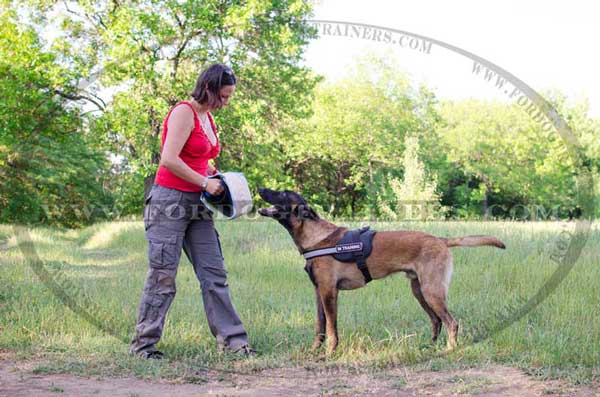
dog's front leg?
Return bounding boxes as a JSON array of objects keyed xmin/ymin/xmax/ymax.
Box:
[
  {"xmin": 311, "ymin": 286, "xmax": 326, "ymax": 351},
  {"xmin": 318, "ymin": 284, "xmax": 339, "ymax": 355}
]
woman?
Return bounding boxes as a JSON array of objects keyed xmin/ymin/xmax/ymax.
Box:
[{"xmin": 130, "ymin": 64, "xmax": 254, "ymax": 359}]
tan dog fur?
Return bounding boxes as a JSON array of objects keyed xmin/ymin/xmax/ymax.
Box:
[{"xmin": 258, "ymin": 188, "xmax": 505, "ymax": 355}]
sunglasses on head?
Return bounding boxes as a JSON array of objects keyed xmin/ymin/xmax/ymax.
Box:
[{"xmin": 220, "ymin": 67, "xmax": 236, "ymax": 86}]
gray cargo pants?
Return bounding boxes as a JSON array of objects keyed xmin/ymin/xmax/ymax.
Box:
[{"xmin": 130, "ymin": 184, "xmax": 248, "ymax": 355}]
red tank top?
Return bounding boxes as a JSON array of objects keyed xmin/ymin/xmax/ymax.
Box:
[{"xmin": 155, "ymin": 101, "xmax": 220, "ymax": 192}]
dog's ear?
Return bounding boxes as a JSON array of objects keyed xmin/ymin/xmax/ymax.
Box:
[{"xmin": 292, "ymin": 204, "xmax": 318, "ymax": 220}]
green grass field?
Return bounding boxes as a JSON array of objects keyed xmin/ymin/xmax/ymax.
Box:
[{"xmin": 0, "ymin": 220, "xmax": 598, "ymax": 383}]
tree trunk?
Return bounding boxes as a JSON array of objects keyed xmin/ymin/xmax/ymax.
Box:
[{"xmin": 482, "ymin": 182, "xmax": 489, "ymax": 219}]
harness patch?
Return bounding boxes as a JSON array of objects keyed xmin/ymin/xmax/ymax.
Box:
[{"xmin": 336, "ymin": 242, "xmax": 363, "ymax": 253}]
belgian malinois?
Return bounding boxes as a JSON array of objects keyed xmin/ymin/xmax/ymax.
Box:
[{"xmin": 258, "ymin": 187, "xmax": 506, "ymax": 355}]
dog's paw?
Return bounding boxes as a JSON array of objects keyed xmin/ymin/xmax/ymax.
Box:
[
  {"xmin": 314, "ymin": 353, "xmax": 328, "ymax": 362},
  {"xmin": 442, "ymin": 343, "xmax": 458, "ymax": 354},
  {"xmin": 325, "ymin": 347, "xmax": 337, "ymax": 357},
  {"xmin": 311, "ymin": 341, "xmax": 323, "ymax": 352}
]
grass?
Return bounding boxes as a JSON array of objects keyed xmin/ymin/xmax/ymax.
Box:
[{"xmin": 0, "ymin": 220, "xmax": 599, "ymax": 383}]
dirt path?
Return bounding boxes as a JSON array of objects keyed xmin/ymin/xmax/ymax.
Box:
[{"xmin": 0, "ymin": 358, "xmax": 597, "ymax": 397}]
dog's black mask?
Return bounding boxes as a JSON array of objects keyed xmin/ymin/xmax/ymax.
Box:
[{"xmin": 257, "ymin": 187, "xmax": 318, "ymax": 231}]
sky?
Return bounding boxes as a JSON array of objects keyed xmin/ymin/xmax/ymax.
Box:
[{"xmin": 302, "ymin": 0, "xmax": 600, "ymax": 118}]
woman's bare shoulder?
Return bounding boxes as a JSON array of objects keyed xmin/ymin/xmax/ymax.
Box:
[{"xmin": 167, "ymin": 103, "xmax": 195, "ymax": 131}]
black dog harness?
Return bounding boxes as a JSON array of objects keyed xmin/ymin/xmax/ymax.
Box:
[{"xmin": 303, "ymin": 226, "xmax": 376, "ymax": 284}]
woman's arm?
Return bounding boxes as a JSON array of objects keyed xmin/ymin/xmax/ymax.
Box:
[{"xmin": 160, "ymin": 105, "xmax": 223, "ymax": 195}]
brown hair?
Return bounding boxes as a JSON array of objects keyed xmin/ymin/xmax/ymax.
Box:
[{"xmin": 191, "ymin": 63, "xmax": 237, "ymax": 107}]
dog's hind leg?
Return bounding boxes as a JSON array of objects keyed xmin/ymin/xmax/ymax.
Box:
[
  {"xmin": 311, "ymin": 286, "xmax": 326, "ymax": 351},
  {"xmin": 318, "ymin": 284, "xmax": 339, "ymax": 355},
  {"xmin": 420, "ymin": 255, "xmax": 459, "ymax": 350},
  {"xmin": 420, "ymin": 286, "xmax": 459, "ymax": 350},
  {"xmin": 410, "ymin": 278, "xmax": 442, "ymax": 342}
]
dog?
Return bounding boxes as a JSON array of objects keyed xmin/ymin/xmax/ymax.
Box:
[{"xmin": 257, "ymin": 187, "xmax": 505, "ymax": 355}]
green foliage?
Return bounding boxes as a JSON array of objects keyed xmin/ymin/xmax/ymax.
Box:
[
  {"xmin": 1, "ymin": 2, "xmax": 598, "ymax": 222},
  {"xmin": 282, "ymin": 56, "xmax": 442, "ymax": 218},
  {"xmin": 377, "ymin": 136, "xmax": 446, "ymax": 220},
  {"xmin": 0, "ymin": 9, "xmax": 113, "ymax": 227},
  {"xmin": 438, "ymin": 97, "xmax": 593, "ymax": 219},
  {"xmin": 26, "ymin": 0, "xmax": 320, "ymax": 213}
]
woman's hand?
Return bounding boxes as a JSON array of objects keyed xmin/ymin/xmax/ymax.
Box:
[{"xmin": 205, "ymin": 179, "xmax": 224, "ymax": 196}]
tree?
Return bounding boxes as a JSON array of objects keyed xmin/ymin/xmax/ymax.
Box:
[
  {"xmin": 438, "ymin": 97, "xmax": 582, "ymax": 219},
  {"xmin": 22, "ymin": 0, "xmax": 320, "ymax": 213},
  {"xmin": 377, "ymin": 136, "xmax": 445, "ymax": 220},
  {"xmin": 0, "ymin": 9, "xmax": 113, "ymax": 227},
  {"xmin": 282, "ymin": 55, "xmax": 443, "ymax": 218}
]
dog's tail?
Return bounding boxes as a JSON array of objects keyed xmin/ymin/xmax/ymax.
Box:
[{"xmin": 441, "ymin": 235, "xmax": 506, "ymax": 249}]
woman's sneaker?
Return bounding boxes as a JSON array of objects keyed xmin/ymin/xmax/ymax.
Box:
[
  {"xmin": 226, "ymin": 344, "xmax": 256, "ymax": 357},
  {"xmin": 132, "ymin": 349, "xmax": 164, "ymax": 360}
]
